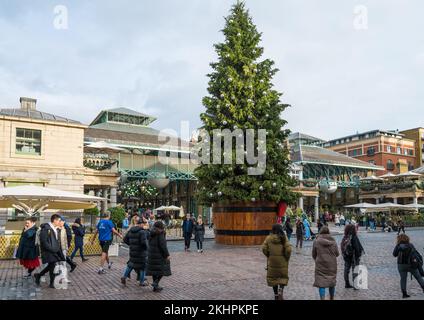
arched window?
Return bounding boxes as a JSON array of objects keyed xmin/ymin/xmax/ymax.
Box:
[{"xmin": 387, "ymin": 159, "xmax": 394, "ymax": 171}]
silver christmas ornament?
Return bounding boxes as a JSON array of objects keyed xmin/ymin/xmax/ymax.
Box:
[
  {"xmin": 272, "ymin": 182, "xmax": 277, "ymax": 187},
  {"xmin": 218, "ymin": 191, "xmax": 222, "ymax": 196},
  {"xmin": 251, "ymin": 197, "xmax": 256, "ymax": 202},
  {"xmin": 259, "ymin": 186, "xmax": 264, "ymax": 191}
]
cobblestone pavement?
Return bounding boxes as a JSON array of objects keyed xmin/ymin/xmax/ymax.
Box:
[{"xmin": 1, "ymin": 229, "xmax": 424, "ymax": 300}]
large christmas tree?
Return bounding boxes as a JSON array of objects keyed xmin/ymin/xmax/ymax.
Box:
[{"xmin": 195, "ymin": 1, "xmax": 298, "ymax": 206}]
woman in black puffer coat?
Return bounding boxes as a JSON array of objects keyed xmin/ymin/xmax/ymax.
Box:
[
  {"xmin": 146, "ymin": 221, "xmax": 171, "ymax": 292},
  {"xmin": 121, "ymin": 220, "xmax": 149, "ymax": 286}
]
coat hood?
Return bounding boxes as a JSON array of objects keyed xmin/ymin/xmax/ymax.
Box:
[
  {"xmin": 268, "ymin": 234, "xmax": 284, "ymax": 244},
  {"xmin": 316, "ymin": 234, "xmax": 336, "ymax": 246},
  {"xmin": 398, "ymin": 243, "xmax": 412, "ymax": 251},
  {"xmin": 150, "ymin": 227, "xmax": 164, "ymax": 237},
  {"xmin": 129, "ymin": 226, "xmax": 143, "ymax": 234}
]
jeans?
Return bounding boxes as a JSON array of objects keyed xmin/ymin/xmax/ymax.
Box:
[
  {"xmin": 287, "ymin": 232, "xmax": 292, "ymax": 241},
  {"xmin": 397, "ymin": 226, "xmax": 405, "ymax": 235},
  {"xmin": 184, "ymin": 232, "xmax": 192, "ymax": 249},
  {"xmin": 344, "ymin": 257, "xmax": 360, "ymax": 285},
  {"xmin": 196, "ymin": 241, "xmax": 203, "ymax": 250},
  {"xmin": 398, "ymin": 264, "xmax": 424, "ymax": 293},
  {"xmin": 70, "ymin": 244, "xmax": 85, "ymax": 260},
  {"xmin": 296, "ymin": 235, "xmax": 303, "ymax": 248},
  {"xmin": 123, "ymin": 265, "xmax": 145, "ymax": 284},
  {"xmin": 319, "ymin": 287, "xmax": 335, "ymax": 299}
]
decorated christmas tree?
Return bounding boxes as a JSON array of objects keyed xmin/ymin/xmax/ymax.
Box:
[{"xmin": 195, "ymin": 1, "xmax": 298, "ymax": 206}]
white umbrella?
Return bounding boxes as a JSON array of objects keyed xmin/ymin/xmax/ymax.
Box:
[
  {"xmin": 380, "ymin": 172, "xmax": 397, "ymax": 179},
  {"xmin": 0, "ymin": 185, "xmax": 105, "ymax": 215},
  {"xmin": 396, "ymin": 171, "xmax": 422, "ymax": 178},
  {"xmin": 412, "ymin": 166, "xmax": 424, "ymax": 174},
  {"xmin": 403, "ymin": 203, "xmax": 424, "ymax": 209},
  {"xmin": 344, "ymin": 203, "xmax": 376, "ymax": 209}
]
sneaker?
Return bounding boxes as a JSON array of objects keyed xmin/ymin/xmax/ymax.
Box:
[
  {"xmin": 49, "ymin": 283, "xmax": 55, "ymax": 289},
  {"xmin": 108, "ymin": 262, "xmax": 113, "ymax": 269},
  {"xmin": 98, "ymin": 269, "xmax": 106, "ymax": 275},
  {"xmin": 82, "ymin": 258, "xmax": 89, "ymax": 262},
  {"xmin": 34, "ymin": 273, "xmax": 41, "ymax": 286},
  {"xmin": 120, "ymin": 277, "xmax": 126, "ymax": 285},
  {"xmin": 197, "ymin": 250, "xmax": 200, "ymax": 253},
  {"xmin": 139, "ymin": 281, "xmax": 149, "ymax": 287},
  {"xmin": 403, "ymin": 293, "xmax": 411, "ymax": 299},
  {"xmin": 200, "ymin": 249, "xmax": 204, "ymax": 253},
  {"xmin": 70, "ymin": 264, "xmax": 77, "ymax": 273},
  {"xmin": 23, "ymin": 274, "xmax": 32, "ymax": 279}
]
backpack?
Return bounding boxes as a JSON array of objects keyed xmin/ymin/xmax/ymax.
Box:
[
  {"xmin": 409, "ymin": 248, "xmax": 423, "ymax": 270},
  {"xmin": 341, "ymin": 235, "xmax": 354, "ymax": 259}
]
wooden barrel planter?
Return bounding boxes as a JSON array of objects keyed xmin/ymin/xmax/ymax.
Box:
[{"xmin": 213, "ymin": 201, "xmax": 277, "ymax": 245}]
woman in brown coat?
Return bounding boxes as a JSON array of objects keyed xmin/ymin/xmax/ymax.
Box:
[
  {"xmin": 312, "ymin": 226, "xmax": 339, "ymax": 300},
  {"xmin": 262, "ymin": 224, "xmax": 292, "ymax": 300}
]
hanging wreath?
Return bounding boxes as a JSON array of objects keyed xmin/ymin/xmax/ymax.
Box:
[{"xmin": 84, "ymin": 159, "xmax": 118, "ymax": 171}]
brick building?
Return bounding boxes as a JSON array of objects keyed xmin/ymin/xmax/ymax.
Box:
[
  {"xmin": 322, "ymin": 130, "xmax": 416, "ymax": 176},
  {"xmin": 400, "ymin": 127, "xmax": 424, "ymax": 170}
]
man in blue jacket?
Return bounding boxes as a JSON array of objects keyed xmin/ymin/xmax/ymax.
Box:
[{"xmin": 182, "ymin": 214, "xmax": 194, "ymax": 252}]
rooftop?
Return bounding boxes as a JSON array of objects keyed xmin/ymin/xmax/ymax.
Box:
[
  {"xmin": 291, "ymin": 144, "xmax": 384, "ymax": 171},
  {"xmin": 0, "ymin": 108, "xmax": 81, "ymax": 124}
]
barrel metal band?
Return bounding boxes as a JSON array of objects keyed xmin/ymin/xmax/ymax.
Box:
[
  {"xmin": 215, "ymin": 229, "xmax": 271, "ymax": 236},
  {"xmin": 213, "ymin": 207, "xmax": 276, "ymax": 213}
]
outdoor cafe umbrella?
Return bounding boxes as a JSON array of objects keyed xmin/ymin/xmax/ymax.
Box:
[
  {"xmin": 360, "ymin": 175, "xmax": 384, "ymax": 182},
  {"xmin": 379, "ymin": 172, "xmax": 397, "ymax": 179},
  {"xmin": 0, "ymin": 185, "xmax": 105, "ymax": 216},
  {"xmin": 344, "ymin": 203, "xmax": 377, "ymax": 209},
  {"xmin": 396, "ymin": 171, "xmax": 422, "ymax": 178}
]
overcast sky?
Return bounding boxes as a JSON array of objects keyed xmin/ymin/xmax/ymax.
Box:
[{"xmin": 1, "ymin": 0, "xmax": 423, "ymax": 140}]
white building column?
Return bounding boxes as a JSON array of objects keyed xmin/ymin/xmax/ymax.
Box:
[
  {"xmin": 314, "ymin": 196, "xmax": 320, "ymax": 223},
  {"xmin": 413, "ymin": 196, "xmax": 418, "ymax": 205},
  {"xmin": 110, "ymin": 187, "xmax": 117, "ymax": 208},
  {"xmin": 102, "ymin": 188, "xmax": 108, "ymax": 212},
  {"xmin": 375, "ymin": 198, "xmax": 379, "ymax": 204},
  {"xmin": 393, "ymin": 198, "xmax": 398, "ymax": 204},
  {"xmin": 298, "ymin": 196, "xmax": 304, "ymax": 212}
]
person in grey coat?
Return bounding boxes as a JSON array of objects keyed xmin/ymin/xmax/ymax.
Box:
[
  {"xmin": 193, "ymin": 216, "xmax": 206, "ymax": 253},
  {"xmin": 312, "ymin": 226, "xmax": 340, "ymax": 300}
]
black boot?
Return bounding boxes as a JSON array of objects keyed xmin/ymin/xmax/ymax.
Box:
[
  {"xmin": 345, "ymin": 281, "xmax": 354, "ymax": 289},
  {"xmin": 402, "ymin": 291, "xmax": 410, "ymax": 298}
]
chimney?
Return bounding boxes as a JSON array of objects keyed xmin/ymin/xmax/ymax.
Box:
[{"xmin": 20, "ymin": 97, "xmax": 37, "ymax": 111}]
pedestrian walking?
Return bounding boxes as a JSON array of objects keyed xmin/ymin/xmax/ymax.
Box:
[
  {"xmin": 335, "ymin": 213, "xmax": 340, "ymax": 227},
  {"xmin": 91, "ymin": 212, "xmax": 123, "ymax": 274},
  {"xmin": 121, "ymin": 218, "xmax": 149, "ymax": 286},
  {"xmin": 341, "ymin": 224, "xmax": 364, "ymax": 289},
  {"xmin": 397, "ymin": 218, "xmax": 405, "ymax": 235},
  {"xmin": 393, "ymin": 234, "xmax": 424, "ymax": 298},
  {"xmin": 182, "ymin": 213, "xmax": 194, "ymax": 252},
  {"xmin": 34, "ymin": 214, "xmax": 65, "ymax": 288},
  {"xmin": 284, "ymin": 217, "xmax": 293, "ymax": 241},
  {"xmin": 70, "ymin": 218, "xmax": 88, "ymax": 262},
  {"xmin": 340, "ymin": 214, "xmax": 345, "ymax": 226},
  {"xmin": 295, "ymin": 218, "xmax": 305, "ymax": 249},
  {"xmin": 262, "ymin": 224, "xmax": 292, "ymax": 300},
  {"xmin": 193, "ymin": 215, "xmax": 205, "ymax": 253},
  {"xmin": 146, "ymin": 221, "xmax": 171, "ymax": 292},
  {"xmin": 381, "ymin": 214, "xmax": 386, "ymax": 232},
  {"xmin": 58, "ymin": 219, "xmax": 77, "ymax": 273},
  {"xmin": 303, "ymin": 217, "xmax": 311, "ymax": 240},
  {"xmin": 16, "ymin": 217, "xmax": 40, "ymax": 278},
  {"xmin": 312, "ymin": 226, "xmax": 340, "ymax": 300}
]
